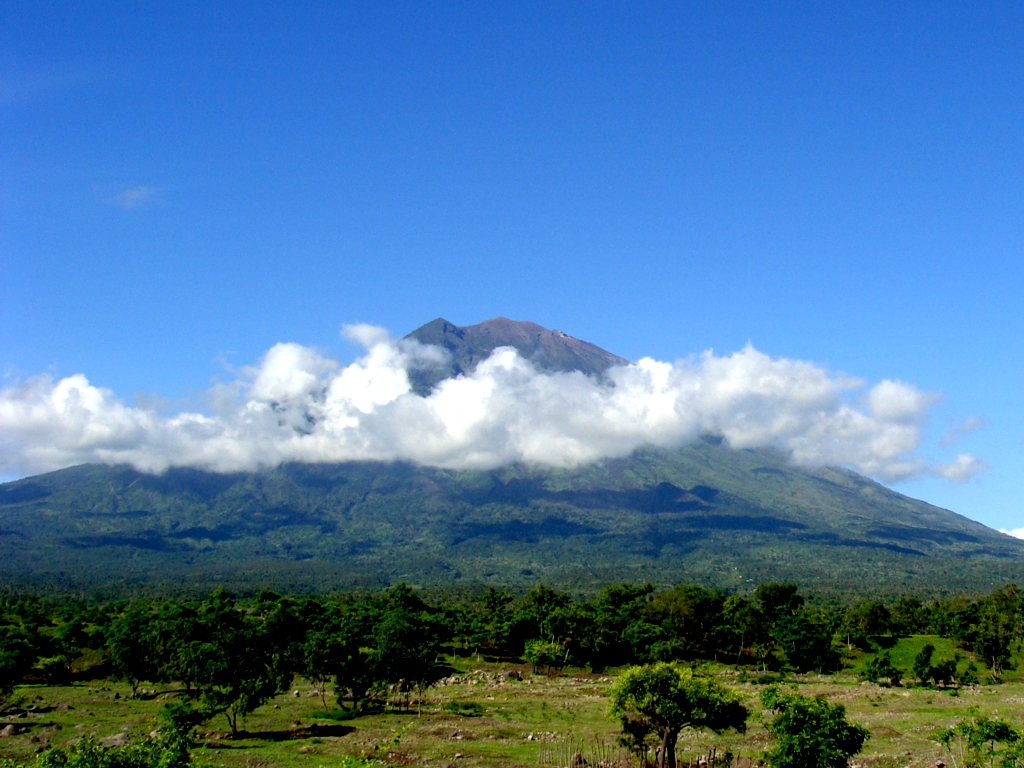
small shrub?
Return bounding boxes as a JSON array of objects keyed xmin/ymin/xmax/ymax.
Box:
[{"xmin": 442, "ymin": 700, "xmax": 484, "ymax": 717}]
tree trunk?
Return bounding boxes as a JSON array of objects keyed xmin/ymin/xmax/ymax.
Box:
[{"xmin": 660, "ymin": 729, "xmax": 679, "ymax": 768}]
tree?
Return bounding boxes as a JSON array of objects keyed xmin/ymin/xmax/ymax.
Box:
[
  {"xmin": 608, "ymin": 663, "xmax": 747, "ymax": 768},
  {"xmin": 647, "ymin": 585, "xmax": 725, "ymax": 659},
  {"xmin": 721, "ymin": 595, "xmax": 764, "ymax": 661},
  {"xmin": 862, "ymin": 652, "xmax": 903, "ymax": 687},
  {"xmin": 331, "ymin": 602, "xmax": 382, "ymax": 712},
  {"xmin": 0, "ymin": 625, "xmax": 34, "ymax": 701},
  {"xmin": 973, "ymin": 604, "xmax": 1017, "ymax": 678},
  {"xmin": 890, "ymin": 597, "xmax": 930, "ymax": 635},
  {"xmin": 938, "ymin": 717, "xmax": 1021, "ymax": 768},
  {"xmin": 913, "ymin": 644, "xmax": 935, "ymax": 685},
  {"xmin": 773, "ymin": 613, "xmax": 839, "ymax": 673},
  {"xmin": 755, "ymin": 584, "xmax": 803, "ymax": 626},
  {"xmin": 523, "ymin": 639, "xmax": 566, "ymax": 674},
  {"xmin": 178, "ymin": 590, "xmax": 293, "ymax": 733},
  {"xmin": 761, "ymin": 686, "xmax": 868, "ymax": 768},
  {"xmin": 107, "ymin": 607, "xmax": 158, "ymax": 698},
  {"xmin": 366, "ymin": 586, "xmax": 444, "ymax": 712}
]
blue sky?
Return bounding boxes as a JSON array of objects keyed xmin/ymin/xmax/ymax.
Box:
[{"xmin": 2, "ymin": 2, "xmax": 1022, "ymax": 530}]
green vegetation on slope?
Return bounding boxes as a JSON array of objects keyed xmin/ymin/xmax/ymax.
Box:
[{"xmin": 0, "ymin": 439, "xmax": 1021, "ymax": 596}]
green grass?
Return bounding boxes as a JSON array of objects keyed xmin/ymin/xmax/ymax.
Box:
[{"xmin": 6, "ymin": 647, "xmax": 1024, "ymax": 768}]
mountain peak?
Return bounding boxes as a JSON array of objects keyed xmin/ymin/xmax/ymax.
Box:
[{"xmin": 405, "ymin": 317, "xmax": 629, "ymax": 393}]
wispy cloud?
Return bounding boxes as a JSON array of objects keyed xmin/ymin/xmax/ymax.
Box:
[
  {"xmin": 940, "ymin": 416, "xmax": 984, "ymax": 448},
  {"xmin": 110, "ymin": 185, "xmax": 160, "ymax": 209},
  {"xmin": 0, "ymin": 327, "xmax": 987, "ymax": 483}
]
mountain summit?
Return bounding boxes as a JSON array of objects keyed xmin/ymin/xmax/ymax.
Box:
[{"xmin": 405, "ymin": 317, "xmax": 629, "ymax": 392}]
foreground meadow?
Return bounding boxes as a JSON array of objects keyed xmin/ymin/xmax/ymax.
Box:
[{"xmin": 1, "ymin": 638, "xmax": 1021, "ymax": 768}]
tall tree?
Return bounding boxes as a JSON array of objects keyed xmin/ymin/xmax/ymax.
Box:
[
  {"xmin": 179, "ymin": 590, "xmax": 293, "ymax": 733},
  {"xmin": 609, "ymin": 663, "xmax": 747, "ymax": 768},
  {"xmin": 107, "ymin": 607, "xmax": 159, "ymax": 698}
]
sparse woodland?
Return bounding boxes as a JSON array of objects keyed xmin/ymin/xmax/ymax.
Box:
[{"xmin": 2, "ymin": 581, "xmax": 1024, "ymax": 768}]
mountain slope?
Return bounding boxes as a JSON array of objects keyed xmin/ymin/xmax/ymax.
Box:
[
  {"xmin": 0, "ymin": 440, "xmax": 1020, "ymax": 597},
  {"xmin": 0, "ymin": 317, "xmax": 1018, "ymax": 598}
]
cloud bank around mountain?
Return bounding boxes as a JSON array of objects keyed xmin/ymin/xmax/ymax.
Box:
[{"xmin": 0, "ymin": 325, "xmax": 984, "ymax": 483}]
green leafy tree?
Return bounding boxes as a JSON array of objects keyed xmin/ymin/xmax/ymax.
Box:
[
  {"xmin": 509, "ymin": 585, "xmax": 572, "ymax": 651},
  {"xmin": 761, "ymin": 686, "xmax": 869, "ymax": 768},
  {"xmin": 973, "ymin": 604, "xmax": 1017, "ymax": 677},
  {"xmin": 721, "ymin": 595, "xmax": 764, "ymax": 660},
  {"xmin": 608, "ymin": 663, "xmax": 747, "ymax": 768},
  {"xmin": 862, "ymin": 652, "xmax": 903, "ymax": 687},
  {"xmin": 938, "ymin": 717, "xmax": 1021, "ymax": 768},
  {"xmin": 931, "ymin": 654, "xmax": 964, "ymax": 688},
  {"xmin": 755, "ymin": 584, "xmax": 803, "ymax": 626},
  {"xmin": 332, "ymin": 602, "xmax": 382, "ymax": 712},
  {"xmin": 149, "ymin": 602, "xmax": 202, "ymax": 694},
  {"xmin": 178, "ymin": 590, "xmax": 293, "ymax": 733},
  {"xmin": 890, "ymin": 597, "xmax": 931, "ymax": 635},
  {"xmin": 0, "ymin": 625, "xmax": 34, "ymax": 701},
  {"xmin": 913, "ymin": 644, "xmax": 935, "ymax": 685},
  {"xmin": 44, "ymin": 613, "xmax": 92, "ymax": 682},
  {"xmin": 773, "ymin": 613, "xmax": 839, "ymax": 673},
  {"xmin": 647, "ymin": 585, "xmax": 725, "ymax": 659},
  {"xmin": 107, "ymin": 607, "xmax": 158, "ymax": 698},
  {"xmin": 368, "ymin": 585, "xmax": 444, "ymax": 711},
  {"xmin": 481, "ymin": 587, "xmax": 515, "ymax": 649},
  {"xmin": 588, "ymin": 584, "xmax": 656, "ymax": 667},
  {"xmin": 523, "ymin": 639, "xmax": 566, "ymax": 673}
]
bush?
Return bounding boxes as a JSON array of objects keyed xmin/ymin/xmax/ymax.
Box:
[
  {"xmin": 862, "ymin": 652, "xmax": 903, "ymax": 687},
  {"xmin": 761, "ymin": 686, "xmax": 869, "ymax": 768}
]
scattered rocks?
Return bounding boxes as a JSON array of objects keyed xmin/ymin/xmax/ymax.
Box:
[
  {"xmin": 54, "ymin": 703, "xmax": 72, "ymax": 712},
  {"xmin": 0, "ymin": 724, "xmax": 18, "ymax": 738},
  {"xmin": 100, "ymin": 733, "xmax": 130, "ymax": 747}
]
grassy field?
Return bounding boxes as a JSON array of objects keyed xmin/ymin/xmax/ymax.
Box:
[{"xmin": 3, "ymin": 640, "xmax": 1024, "ymax": 768}]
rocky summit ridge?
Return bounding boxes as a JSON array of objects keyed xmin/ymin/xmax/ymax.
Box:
[{"xmin": 404, "ymin": 317, "xmax": 629, "ymax": 393}]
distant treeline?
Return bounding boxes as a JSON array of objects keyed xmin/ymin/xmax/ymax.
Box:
[{"xmin": 0, "ymin": 582, "xmax": 1021, "ymax": 731}]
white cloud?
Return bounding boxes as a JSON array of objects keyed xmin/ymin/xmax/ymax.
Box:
[
  {"xmin": 1000, "ymin": 528, "xmax": 1024, "ymax": 540},
  {"xmin": 0, "ymin": 328, "xmax": 984, "ymax": 483},
  {"xmin": 934, "ymin": 453, "xmax": 987, "ymax": 482},
  {"xmin": 110, "ymin": 186, "xmax": 159, "ymax": 209},
  {"xmin": 940, "ymin": 416, "xmax": 985, "ymax": 448}
]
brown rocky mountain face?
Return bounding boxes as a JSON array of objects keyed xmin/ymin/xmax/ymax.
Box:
[{"xmin": 405, "ymin": 317, "xmax": 629, "ymax": 393}]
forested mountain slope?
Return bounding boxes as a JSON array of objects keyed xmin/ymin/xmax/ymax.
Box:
[{"xmin": 0, "ymin": 439, "xmax": 1020, "ymax": 597}]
